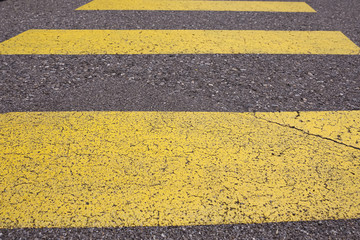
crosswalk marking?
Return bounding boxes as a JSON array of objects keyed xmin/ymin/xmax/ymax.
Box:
[
  {"xmin": 1, "ymin": 0, "xmax": 359, "ymax": 231},
  {"xmin": 77, "ymin": 0, "xmax": 316, "ymax": 12},
  {"xmin": 1, "ymin": 111, "xmax": 359, "ymax": 228},
  {"xmin": 0, "ymin": 30, "xmax": 359, "ymax": 55}
]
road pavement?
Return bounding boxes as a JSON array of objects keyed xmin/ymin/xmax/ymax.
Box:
[{"xmin": 0, "ymin": 0, "xmax": 359, "ymax": 239}]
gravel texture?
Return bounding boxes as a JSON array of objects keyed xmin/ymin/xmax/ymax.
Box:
[{"xmin": 1, "ymin": 219, "xmax": 360, "ymax": 240}]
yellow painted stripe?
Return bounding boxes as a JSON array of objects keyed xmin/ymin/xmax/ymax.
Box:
[
  {"xmin": 1, "ymin": 111, "xmax": 359, "ymax": 228},
  {"xmin": 77, "ymin": 0, "xmax": 316, "ymax": 12},
  {"xmin": 0, "ymin": 30, "xmax": 359, "ymax": 55}
]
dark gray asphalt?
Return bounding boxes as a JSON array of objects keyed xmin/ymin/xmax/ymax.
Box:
[
  {"xmin": 1, "ymin": 0, "xmax": 359, "ymax": 238},
  {"xmin": 1, "ymin": 54, "xmax": 359, "ymax": 113},
  {"xmin": 1, "ymin": 219, "xmax": 360, "ymax": 240}
]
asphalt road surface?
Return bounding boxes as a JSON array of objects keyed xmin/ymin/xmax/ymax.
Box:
[{"xmin": 0, "ymin": 0, "xmax": 359, "ymax": 239}]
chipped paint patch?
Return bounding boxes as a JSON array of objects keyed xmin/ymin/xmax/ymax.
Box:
[
  {"xmin": 77, "ymin": 0, "xmax": 316, "ymax": 12},
  {"xmin": 0, "ymin": 111, "xmax": 359, "ymax": 228},
  {"xmin": 0, "ymin": 30, "xmax": 359, "ymax": 55}
]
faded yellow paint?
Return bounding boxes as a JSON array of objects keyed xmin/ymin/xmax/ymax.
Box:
[
  {"xmin": 0, "ymin": 111, "xmax": 359, "ymax": 228},
  {"xmin": 77, "ymin": 0, "xmax": 316, "ymax": 12},
  {"xmin": 0, "ymin": 30, "xmax": 359, "ymax": 55}
]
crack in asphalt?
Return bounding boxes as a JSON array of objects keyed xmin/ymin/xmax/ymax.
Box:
[{"xmin": 253, "ymin": 114, "xmax": 360, "ymax": 152}]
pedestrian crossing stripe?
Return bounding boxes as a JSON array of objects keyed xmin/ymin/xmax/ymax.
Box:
[
  {"xmin": 1, "ymin": 110, "xmax": 359, "ymax": 228},
  {"xmin": 77, "ymin": 0, "xmax": 316, "ymax": 12},
  {"xmin": 0, "ymin": 30, "xmax": 359, "ymax": 55}
]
